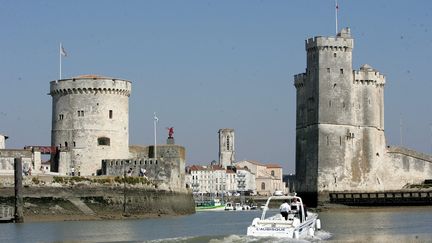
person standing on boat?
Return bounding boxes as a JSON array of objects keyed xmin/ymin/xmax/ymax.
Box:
[
  {"xmin": 279, "ymin": 200, "xmax": 291, "ymax": 220},
  {"xmin": 291, "ymin": 198, "xmax": 303, "ymax": 222}
]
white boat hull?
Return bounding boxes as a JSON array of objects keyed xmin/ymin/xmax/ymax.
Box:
[{"xmin": 247, "ymin": 213, "xmax": 318, "ymax": 238}]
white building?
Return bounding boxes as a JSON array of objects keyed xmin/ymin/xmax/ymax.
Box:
[
  {"xmin": 186, "ymin": 164, "xmax": 256, "ymax": 195},
  {"xmin": 236, "ymin": 166, "xmax": 256, "ymax": 194},
  {"xmin": 236, "ymin": 160, "xmax": 287, "ymax": 196}
]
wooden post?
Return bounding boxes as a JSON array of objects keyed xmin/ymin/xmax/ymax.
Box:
[{"xmin": 14, "ymin": 158, "xmax": 24, "ymax": 223}]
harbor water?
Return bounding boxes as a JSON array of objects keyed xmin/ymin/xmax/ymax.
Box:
[{"xmin": 1, "ymin": 206, "xmax": 431, "ymax": 242}]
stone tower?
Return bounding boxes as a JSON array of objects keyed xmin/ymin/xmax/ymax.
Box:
[
  {"xmin": 294, "ymin": 28, "xmax": 386, "ymax": 204},
  {"xmin": 0, "ymin": 134, "xmax": 7, "ymax": 149},
  {"xmin": 218, "ymin": 128, "xmax": 235, "ymax": 168},
  {"xmin": 50, "ymin": 75, "xmax": 132, "ymax": 176}
]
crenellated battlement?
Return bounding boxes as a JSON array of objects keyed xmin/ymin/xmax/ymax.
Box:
[
  {"xmin": 294, "ymin": 73, "xmax": 307, "ymax": 89},
  {"xmin": 49, "ymin": 75, "xmax": 132, "ymax": 97},
  {"xmin": 306, "ymin": 28, "xmax": 353, "ymax": 52},
  {"xmin": 49, "ymin": 87, "xmax": 131, "ymax": 96},
  {"xmin": 353, "ymin": 64, "xmax": 386, "ymax": 86}
]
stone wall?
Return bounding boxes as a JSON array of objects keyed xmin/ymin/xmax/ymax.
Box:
[
  {"xmin": 102, "ymin": 144, "xmax": 186, "ymax": 191},
  {"xmin": 0, "ymin": 149, "xmax": 41, "ymax": 174},
  {"xmin": 381, "ymin": 146, "xmax": 432, "ymax": 189},
  {"xmin": 0, "ymin": 175, "xmax": 195, "ymax": 219}
]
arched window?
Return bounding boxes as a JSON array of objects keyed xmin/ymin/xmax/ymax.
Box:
[
  {"xmin": 97, "ymin": 137, "xmax": 110, "ymax": 146},
  {"xmin": 271, "ymin": 170, "xmax": 275, "ymax": 176},
  {"xmin": 261, "ymin": 182, "xmax": 265, "ymax": 190}
]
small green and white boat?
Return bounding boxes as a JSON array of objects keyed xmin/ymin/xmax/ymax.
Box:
[{"xmin": 195, "ymin": 199, "xmax": 225, "ymax": 211}]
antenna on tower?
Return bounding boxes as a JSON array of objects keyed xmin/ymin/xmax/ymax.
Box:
[
  {"xmin": 335, "ymin": 0, "xmax": 339, "ymax": 35},
  {"xmin": 399, "ymin": 114, "xmax": 403, "ymax": 146}
]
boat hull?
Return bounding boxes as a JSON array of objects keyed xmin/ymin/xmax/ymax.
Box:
[
  {"xmin": 247, "ymin": 213, "xmax": 318, "ymax": 238},
  {"xmin": 195, "ymin": 205, "xmax": 225, "ymax": 211}
]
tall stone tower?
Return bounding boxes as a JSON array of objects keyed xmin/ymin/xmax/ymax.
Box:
[
  {"xmin": 218, "ymin": 128, "xmax": 235, "ymax": 168},
  {"xmin": 294, "ymin": 28, "xmax": 386, "ymax": 204},
  {"xmin": 0, "ymin": 134, "xmax": 7, "ymax": 149},
  {"xmin": 50, "ymin": 75, "xmax": 132, "ymax": 176}
]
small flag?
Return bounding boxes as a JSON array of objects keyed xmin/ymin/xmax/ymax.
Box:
[
  {"xmin": 60, "ymin": 44, "xmax": 67, "ymax": 57},
  {"xmin": 153, "ymin": 112, "xmax": 159, "ymax": 123},
  {"xmin": 336, "ymin": 0, "xmax": 339, "ymax": 10}
]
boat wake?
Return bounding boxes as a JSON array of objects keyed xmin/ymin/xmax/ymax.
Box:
[{"xmin": 144, "ymin": 231, "xmax": 332, "ymax": 243}]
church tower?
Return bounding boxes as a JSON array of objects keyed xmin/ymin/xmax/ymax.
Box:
[
  {"xmin": 218, "ymin": 128, "xmax": 235, "ymax": 168},
  {"xmin": 294, "ymin": 28, "xmax": 386, "ymax": 204}
]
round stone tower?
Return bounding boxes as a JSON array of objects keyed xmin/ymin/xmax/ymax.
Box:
[{"xmin": 49, "ymin": 75, "xmax": 131, "ymax": 176}]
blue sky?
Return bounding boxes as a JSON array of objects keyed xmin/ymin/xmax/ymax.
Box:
[{"xmin": 0, "ymin": 1, "xmax": 431, "ymax": 173}]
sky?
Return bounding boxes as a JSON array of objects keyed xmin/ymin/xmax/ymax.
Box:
[{"xmin": 0, "ymin": 1, "xmax": 431, "ymax": 173}]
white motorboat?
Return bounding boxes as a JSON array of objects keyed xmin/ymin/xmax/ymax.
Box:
[
  {"xmin": 234, "ymin": 202, "xmax": 243, "ymax": 211},
  {"xmin": 224, "ymin": 202, "xmax": 234, "ymax": 211},
  {"xmin": 247, "ymin": 195, "xmax": 321, "ymax": 239}
]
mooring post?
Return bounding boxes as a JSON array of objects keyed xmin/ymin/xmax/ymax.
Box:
[{"xmin": 14, "ymin": 158, "xmax": 24, "ymax": 223}]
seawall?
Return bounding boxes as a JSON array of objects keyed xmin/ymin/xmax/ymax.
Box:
[{"xmin": 0, "ymin": 175, "xmax": 195, "ymax": 222}]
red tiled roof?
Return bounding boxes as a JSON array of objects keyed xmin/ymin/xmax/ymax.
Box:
[
  {"xmin": 266, "ymin": 163, "xmax": 282, "ymax": 168},
  {"xmin": 188, "ymin": 165, "xmax": 207, "ymax": 171},
  {"xmin": 210, "ymin": 164, "xmax": 224, "ymax": 170}
]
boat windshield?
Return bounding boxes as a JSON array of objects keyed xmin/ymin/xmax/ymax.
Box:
[{"xmin": 261, "ymin": 196, "xmax": 305, "ymax": 222}]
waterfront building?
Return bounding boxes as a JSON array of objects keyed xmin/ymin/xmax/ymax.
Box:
[
  {"xmin": 236, "ymin": 166, "xmax": 256, "ymax": 194},
  {"xmin": 186, "ymin": 164, "xmax": 256, "ymax": 195},
  {"xmin": 235, "ymin": 160, "xmax": 286, "ymax": 196},
  {"xmin": 0, "ymin": 134, "xmax": 42, "ymax": 175}
]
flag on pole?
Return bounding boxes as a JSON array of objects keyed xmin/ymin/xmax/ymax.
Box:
[{"xmin": 60, "ymin": 44, "xmax": 67, "ymax": 57}]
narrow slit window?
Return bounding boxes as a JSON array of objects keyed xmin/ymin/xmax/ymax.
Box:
[{"xmin": 109, "ymin": 110, "xmax": 113, "ymax": 119}]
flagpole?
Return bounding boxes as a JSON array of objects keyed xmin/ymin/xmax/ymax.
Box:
[
  {"xmin": 59, "ymin": 43, "xmax": 62, "ymax": 80},
  {"xmin": 154, "ymin": 112, "xmax": 157, "ymax": 159},
  {"xmin": 335, "ymin": 0, "xmax": 339, "ymax": 35}
]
